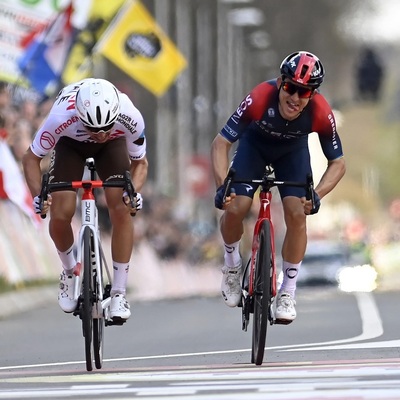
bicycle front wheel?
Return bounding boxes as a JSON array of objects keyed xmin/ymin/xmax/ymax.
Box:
[
  {"xmin": 251, "ymin": 220, "xmax": 273, "ymax": 366},
  {"xmin": 82, "ymin": 226, "xmax": 94, "ymax": 372},
  {"xmin": 93, "ymin": 245, "xmax": 104, "ymax": 370}
]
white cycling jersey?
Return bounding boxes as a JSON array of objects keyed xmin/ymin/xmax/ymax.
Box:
[{"xmin": 30, "ymin": 80, "xmax": 146, "ymax": 160}]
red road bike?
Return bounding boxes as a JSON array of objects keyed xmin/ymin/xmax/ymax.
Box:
[{"xmin": 223, "ymin": 166, "xmax": 314, "ymax": 365}]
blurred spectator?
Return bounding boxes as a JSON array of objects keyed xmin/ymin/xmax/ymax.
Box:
[{"xmin": 355, "ymin": 47, "xmax": 384, "ymax": 102}]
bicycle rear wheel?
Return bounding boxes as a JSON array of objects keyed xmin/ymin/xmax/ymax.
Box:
[
  {"xmin": 251, "ymin": 220, "xmax": 272, "ymax": 365},
  {"xmin": 82, "ymin": 226, "xmax": 94, "ymax": 372}
]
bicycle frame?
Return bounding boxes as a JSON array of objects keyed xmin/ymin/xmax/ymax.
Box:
[
  {"xmin": 74, "ymin": 183, "xmax": 111, "ymax": 321},
  {"xmin": 248, "ymin": 190, "xmax": 277, "ymax": 299}
]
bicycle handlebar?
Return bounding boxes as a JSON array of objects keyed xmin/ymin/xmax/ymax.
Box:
[
  {"xmin": 39, "ymin": 171, "xmax": 137, "ymax": 219},
  {"xmin": 223, "ymin": 167, "xmax": 316, "ymax": 211}
]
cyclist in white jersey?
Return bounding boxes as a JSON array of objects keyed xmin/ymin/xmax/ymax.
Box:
[{"xmin": 22, "ymin": 78, "xmax": 148, "ymax": 321}]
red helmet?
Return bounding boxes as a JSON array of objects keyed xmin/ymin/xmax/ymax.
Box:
[{"xmin": 280, "ymin": 51, "xmax": 325, "ymax": 88}]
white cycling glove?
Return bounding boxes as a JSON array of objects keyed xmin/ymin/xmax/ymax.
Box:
[
  {"xmin": 123, "ymin": 191, "xmax": 143, "ymax": 211},
  {"xmin": 33, "ymin": 194, "xmax": 52, "ymax": 215},
  {"xmin": 33, "ymin": 195, "xmax": 42, "ymax": 214},
  {"xmin": 135, "ymin": 192, "xmax": 143, "ymax": 210}
]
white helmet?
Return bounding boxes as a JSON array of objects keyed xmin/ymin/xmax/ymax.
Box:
[{"xmin": 75, "ymin": 78, "xmax": 120, "ymax": 131}]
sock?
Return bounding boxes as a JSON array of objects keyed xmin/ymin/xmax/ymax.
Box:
[
  {"xmin": 111, "ymin": 261, "xmax": 130, "ymax": 296},
  {"xmin": 223, "ymin": 240, "xmax": 241, "ymax": 268},
  {"xmin": 57, "ymin": 244, "xmax": 76, "ymax": 274},
  {"xmin": 279, "ymin": 260, "xmax": 301, "ymax": 298}
]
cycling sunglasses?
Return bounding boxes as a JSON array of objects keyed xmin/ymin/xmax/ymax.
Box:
[
  {"xmin": 85, "ymin": 122, "xmax": 115, "ymax": 134},
  {"xmin": 281, "ymin": 81, "xmax": 314, "ymax": 98}
]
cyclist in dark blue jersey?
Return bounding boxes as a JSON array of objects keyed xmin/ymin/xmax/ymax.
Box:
[{"xmin": 211, "ymin": 51, "xmax": 346, "ymax": 323}]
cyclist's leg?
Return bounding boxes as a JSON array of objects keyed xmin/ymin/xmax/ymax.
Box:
[
  {"xmin": 273, "ymin": 144, "xmax": 311, "ymax": 322},
  {"xmin": 219, "ymin": 137, "xmax": 266, "ymax": 307},
  {"xmin": 48, "ymin": 138, "xmax": 86, "ymax": 266},
  {"xmin": 95, "ymin": 139, "xmax": 132, "ymax": 319},
  {"xmin": 221, "ymin": 136, "xmax": 266, "ymax": 259},
  {"xmin": 274, "ymin": 144, "xmax": 311, "ymax": 265},
  {"xmin": 49, "ymin": 138, "xmax": 86, "ymax": 312},
  {"xmin": 95, "ymin": 138, "xmax": 132, "ymax": 266}
]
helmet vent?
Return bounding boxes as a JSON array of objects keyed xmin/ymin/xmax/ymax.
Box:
[
  {"xmin": 300, "ymin": 65, "xmax": 309, "ymax": 79},
  {"xmin": 86, "ymin": 112, "xmax": 93, "ymax": 125},
  {"xmin": 96, "ymin": 106, "xmax": 102, "ymax": 124}
]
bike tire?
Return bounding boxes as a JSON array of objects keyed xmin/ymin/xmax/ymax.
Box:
[
  {"xmin": 82, "ymin": 226, "xmax": 94, "ymax": 372},
  {"xmin": 93, "ymin": 244, "xmax": 104, "ymax": 370},
  {"xmin": 251, "ymin": 220, "xmax": 272, "ymax": 365}
]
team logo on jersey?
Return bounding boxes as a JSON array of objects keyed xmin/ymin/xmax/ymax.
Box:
[
  {"xmin": 224, "ymin": 125, "xmax": 238, "ymax": 138},
  {"xmin": 268, "ymin": 108, "xmax": 275, "ymax": 117},
  {"xmin": 118, "ymin": 113, "xmax": 138, "ymax": 134},
  {"xmin": 40, "ymin": 131, "xmax": 56, "ymax": 150}
]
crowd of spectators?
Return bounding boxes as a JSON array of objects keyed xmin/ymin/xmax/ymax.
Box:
[{"xmin": 0, "ymin": 81, "xmax": 221, "ymax": 267}]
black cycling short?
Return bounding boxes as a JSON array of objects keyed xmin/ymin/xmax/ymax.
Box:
[
  {"xmin": 48, "ymin": 137, "xmax": 130, "ymax": 187},
  {"xmin": 230, "ymin": 133, "xmax": 312, "ymax": 199}
]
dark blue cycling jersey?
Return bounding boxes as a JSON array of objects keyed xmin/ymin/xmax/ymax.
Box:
[{"xmin": 219, "ymin": 79, "xmax": 344, "ymax": 199}]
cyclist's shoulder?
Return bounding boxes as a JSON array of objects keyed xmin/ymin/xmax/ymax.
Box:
[
  {"xmin": 249, "ymin": 79, "xmax": 278, "ymax": 101},
  {"xmin": 118, "ymin": 94, "xmax": 145, "ymax": 128},
  {"xmin": 308, "ymin": 93, "xmax": 339, "ymax": 136},
  {"xmin": 309, "ymin": 91, "xmax": 333, "ymax": 114}
]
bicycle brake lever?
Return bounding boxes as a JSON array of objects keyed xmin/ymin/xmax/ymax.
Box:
[
  {"xmin": 223, "ymin": 168, "xmax": 236, "ymax": 202},
  {"xmin": 306, "ymin": 173, "xmax": 315, "ymax": 210},
  {"xmin": 39, "ymin": 173, "xmax": 50, "ymax": 219},
  {"xmin": 123, "ymin": 171, "xmax": 137, "ymax": 217}
]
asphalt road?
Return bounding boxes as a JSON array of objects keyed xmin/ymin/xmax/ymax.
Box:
[{"xmin": 0, "ymin": 286, "xmax": 400, "ymax": 399}]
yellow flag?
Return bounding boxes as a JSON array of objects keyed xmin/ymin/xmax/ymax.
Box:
[
  {"xmin": 95, "ymin": 0, "xmax": 187, "ymax": 97},
  {"xmin": 62, "ymin": 0, "xmax": 125, "ymax": 84}
]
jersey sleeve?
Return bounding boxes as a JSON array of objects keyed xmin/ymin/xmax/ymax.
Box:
[
  {"xmin": 311, "ymin": 94, "xmax": 344, "ymax": 161},
  {"xmin": 30, "ymin": 110, "xmax": 66, "ymax": 158},
  {"xmin": 119, "ymin": 94, "xmax": 147, "ymax": 160},
  {"xmin": 220, "ymin": 81, "xmax": 275, "ymax": 143}
]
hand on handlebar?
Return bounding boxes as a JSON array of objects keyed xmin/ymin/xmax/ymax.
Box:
[
  {"xmin": 123, "ymin": 191, "xmax": 142, "ymax": 214},
  {"xmin": 303, "ymin": 190, "xmax": 320, "ymax": 215},
  {"xmin": 214, "ymin": 185, "xmax": 236, "ymax": 210},
  {"xmin": 33, "ymin": 194, "xmax": 52, "ymax": 216}
]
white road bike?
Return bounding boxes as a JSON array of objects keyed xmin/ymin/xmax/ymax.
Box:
[{"xmin": 39, "ymin": 158, "xmax": 136, "ymax": 371}]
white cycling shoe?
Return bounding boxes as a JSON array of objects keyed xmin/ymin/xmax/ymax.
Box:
[
  {"xmin": 58, "ymin": 270, "xmax": 78, "ymax": 313},
  {"xmin": 221, "ymin": 263, "xmax": 243, "ymax": 307},
  {"xmin": 275, "ymin": 292, "xmax": 296, "ymax": 324},
  {"xmin": 110, "ymin": 294, "xmax": 131, "ymax": 321}
]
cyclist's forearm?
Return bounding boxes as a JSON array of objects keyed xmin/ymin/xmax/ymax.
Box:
[
  {"xmin": 22, "ymin": 148, "xmax": 43, "ymax": 196},
  {"xmin": 211, "ymin": 134, "xmax": 232, "ymax": 187},
  {"xmin": 130, "ymin": 156, "xmax": 148, "ymax": 192},
  {"xmin": 315, "ymin": 157, "xmax": 346, "ymax": 198}
]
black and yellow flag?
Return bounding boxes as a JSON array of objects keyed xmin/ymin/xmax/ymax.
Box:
[
  {"xmin": 62, "ymin": 0, "xmax": 125, "ymax": 85},
  {"xmin": 95, "ymin": 0, "xmax": 187, "ymax": 97}
]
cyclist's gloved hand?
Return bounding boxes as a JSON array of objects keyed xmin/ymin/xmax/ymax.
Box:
[
  {"xmin": 33, "ymin": 194, "xmax": 51, "ymax": 215},
  {"xmin": 33, "ymin": 195, "xmax": 42, "ymax": 214},
  {"xmin": 214, "ymin": 185, "xmax": 235, "ymax": 210},
  {"xmin": 310, "ymin": 190, "xmax": 321, "ymax": 215},
  {"xmin": 123, "ymin": 191, "xmax": 143, "ymax": 212},
  {"xmin": 214, "ymin": 185, "xmax": 226, "ymax": 209},
  {"xmin": 135, "ymin": 192, "xmax": 143, "ymax": 210}
]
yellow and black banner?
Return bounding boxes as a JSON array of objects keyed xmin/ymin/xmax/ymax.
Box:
[
  {"xmin": 95, "ymin": 0, "xmax": 187, "ymax": 97},
  {"xmin": 62, "ymin": 0, "xmax": 125, "ymax": 85}
]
